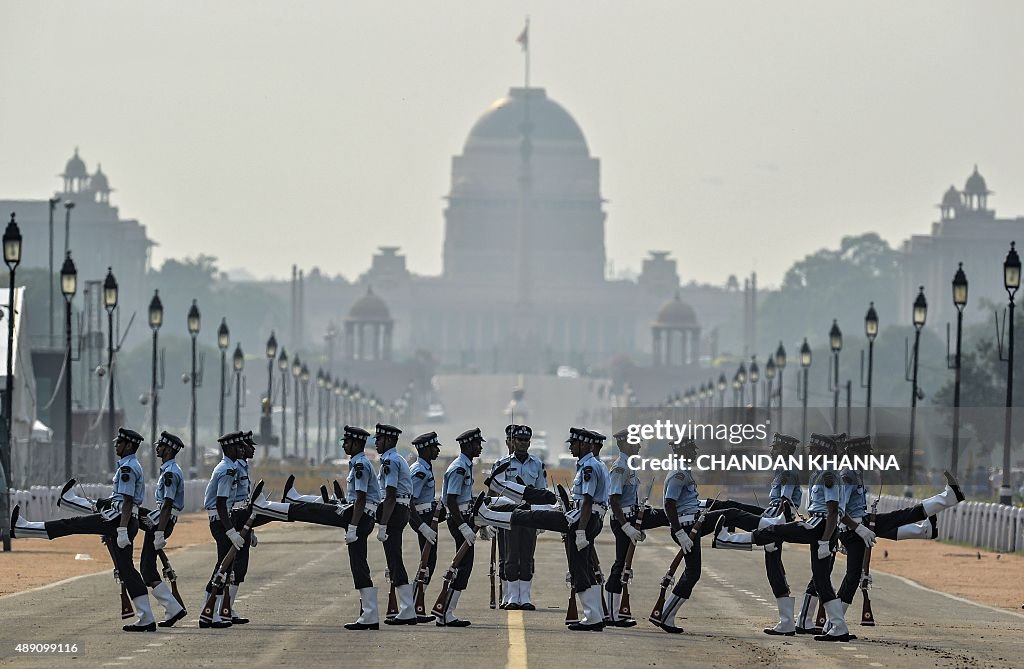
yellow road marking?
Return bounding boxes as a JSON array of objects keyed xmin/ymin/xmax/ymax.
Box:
[{"xmin": 506, "ymin": 609, "xmax": 527, "ymax": 669}]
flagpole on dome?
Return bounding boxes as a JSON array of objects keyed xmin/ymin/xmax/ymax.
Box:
[{"xmin": 517, "ymin": 16, "xmax": 530, "ymax": 89}]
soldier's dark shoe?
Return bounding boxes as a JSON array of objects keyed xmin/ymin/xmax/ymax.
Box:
[
  {"xmin": 231, "ymin": 616, "xmax": 250, "ymax": 625},
  {"xmin": 158, "ymin": 609, "xmax": 188, "ymax": 627},
  {"xmin": 944, "ymin": 471, "xmax": 965, "ymax": 502},
  {"xmin": 520, "ymin": 603, "xmax": 536, "ymax": 611},
  {"xmin": 814, "ymin": 632, "xmax": 853, "ymax": 642},
  {"xmin": 567, "ymin": 622, "xmax": 605, "ymax": 632},
  {"xmin": 384, "ymin": 616, "xmax": 417, "ymax": 625},
  {"xmin": 282, "ymin": 475, "xmax": 296, "ymax": 502},
  {"xmin": 609, "ymin": 618, "xmax": 637, "ymax": 627},
  {"xmin": 763, "ymin": 627, "xmax": 795, "ymax": 636},
  {"xmin": 436, "ymin": 619, "xmax": 472, "ymax": 627},
  {"xmin": 652, "ymin": 622, "xmax": 682, "ymax": 634},
  {"xmin": 505, "ymin": 602, "xmax": 521, "ymax": 610},
  {"xmin": 416, "ymin": 615, "xmax": 435, "ymax": 623},
  {"xmin": 123, "ymin": 622, "xmax": 157, "ymax": 632},
  {"xmin": 795, "ymin": 626, "xmax": 822, "ymax": 635},
  {"xmin": 343, "ymin": 622, "xmax": 379, "ymax": 630},
  {"xmin": 929, "ymin": 515, "xmax": 939, "ymax": 539},
  {"xmin": 9, "ymin": 506, "xmax": 19, "ymax": 538}
]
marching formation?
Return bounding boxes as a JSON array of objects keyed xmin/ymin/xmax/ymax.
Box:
[{"xmin": 9, "ymin": 423, "xmax": 966, "ymax": 642}]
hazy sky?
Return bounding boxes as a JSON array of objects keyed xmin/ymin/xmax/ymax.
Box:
[{"xmin": 2, "ymin": 2, "xmax": 1022, "ymax": 287}]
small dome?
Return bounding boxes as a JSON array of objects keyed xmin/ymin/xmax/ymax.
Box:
[
  {"xmin": 655, "ymin": 292, "xmax": 698, "ymax": 327},
  {"xmin": 347, "ymin": 286, "xmax": 391, "ymax": 322},
  {"xmin": 90, "ymin": 164, "xmax": 110, "ymax": 192},
  {"xmin": 63, "ymin": 148, "xmax": 87, "ymax": 179},
  {"xmin": 464, "ymin": 87, "xmax": 588, "ymax": 154},
  {"xmin": 964, "ymin": 165, "xmax": 989, "ymax": 195},
  {"xmin": 941, "ymin": 185, "xmax": 961, "ymax": 208}
]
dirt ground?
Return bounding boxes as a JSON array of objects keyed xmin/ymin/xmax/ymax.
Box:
[{"xmin": 0, "ymin": 512, "xmax": 285, "ymax": 597}]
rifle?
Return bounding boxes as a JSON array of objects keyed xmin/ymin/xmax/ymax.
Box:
[
  {"xmin": 430, "ymin": 493, "xmax": 486, "ymax": 623},
  {"xmin": 414, "ymin": 503, "xmax": 443, "ymax": 618},
  {"xmin": 199, "ymin": 480, "xmax": 265, "ymax": 625},
  {"xmin": 157, "ymin": 549, "xmax": 185, "ymax": 609},
  {"xmin": 649, "ymin": 492, "xmax": 721, "ymax": 625},
  {"xmin": 101, "ymin": 535, "xmax": 135, "ymax": 620},
  {"xmin": 489, "ymin": 532, "xmax": 498, "ymax": 609},
  {"xmin": 861, "ymin": 477, "xmax": 881, "ymax": 626},
  {"xmin": 556, "ymin": 483, "xmax": 580, "ymax": 623},
  {"xmin": 618, "ymin": 480, "xmax": 655, "ymax": 619}
]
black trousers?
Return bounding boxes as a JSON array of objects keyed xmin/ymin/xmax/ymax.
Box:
[
  {"xmin": 206, "ymin": 520, "xmax": 234, "ymax": 594},
  {"xmin": 139, "ymin": 516, "xmax": 177, "ymax": 586},
  {"xmin": 510, "ymin": 509, "xmax": 602, "ymax": 591},
  {"xmin": 754, "ymin": 519, "xmax": 837, "ymax": 602},
  {"xmin": 505, "ymin": 525, "xmax": 537, "ymax": 582},
  {"xmin": 377, "ymin": 504, "xmax": 410, "ymax": 587},
  {"xmin": 230, "ymin": 510, "xmax": 253, "ymax": 584},
  {"xmin": 445, "ymin": 515, "xmax": 475, "ymax": 591},
  {"xmin": 523, "ymin": 488, "xmax": 558, "ymax": 505},
  {"xmin": 669, "ymin": 520, "xmax": 704, "ymax": 599},
  {"xmin": 713, "ymin": 499, "xmax": 765, "ymax": 515},
  {"xmin": 340, "ymin": 506, "xmax": 377, "ymax": 590},
  {"xmin": 45, "ymin": 514, "xmax": 146, "ymax": 599},
  {"xmin": 497, "ymin": 528, "xmax": 508, "ymax": 581},
  {"xmin": 408, "ymin": 503, "xmax": 444, "ymax": 580},
  {"xmin": 835, "ymin": 505, "xmax": 928, "ymax": 603},
  {"xmin": 605, "ymin": 508, "xmax": 669, "ymax": 594}
]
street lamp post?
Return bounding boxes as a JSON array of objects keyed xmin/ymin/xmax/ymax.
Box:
[
  {"xmin": 749, "ymin": 357, "xmax": 760, "ymax": 409},
  {"xmin": 828, "ymin": 320, "xmax": 843, "ymax": 431},
  {"xmin": 300, "ymin": 363, "xmax": 310, "ymax": 463},
  {"xmin": 278, "ymin": 348, "xmax": 289, "ymax": 459},
  {"xmin": 233, "ymin": 344, "xmax": 244, "ymax": 431},
  {"xmin": 217, "ymin": 319, "xmax": 229, "ymax": 436},
  {"xmin": 905, "ymin": 287, "xmax": 927, "ymax": 498},
  {"xmin": 949, "ymin": 264, "xmax": 968, "ymax": 475},
  {"xmin": 148, "ymin": 290, "xmax": 164, "ymax": 477},
  {"xmin": 316, "ymin": 370, "xmax": 325, "ymax": 464},
  {"xmin": 187, "ymin": 300, "xmax": 201, "ymax": 475},
  {"xmin": 775, "ymin": 342, "xmax": 787, "ymax": 433},
  {"xmin": 60, "ymin": 253, "xmax": 77, "ymax": 479},
  {"xmin": 291, "ymin": 357, "xmax": 302, "ymax": 461},
  {"xmin": 764, "ymin": 357, "xmax": 776, "ymax": 411},
  {"xmin": 862, "ymin": 303, "xmax": 878, "ymax": 435},
  {"xmin": 1, "ymin": 215, "xmax": 20, "ymax": 551},
  {"xmin": 102, "ymin": 267, "xmax": 119, "ymax": 461},
  {"xmin": 799, "ymin": 338, "xmax": 812, "ymax": 442},
  {"xmin": 263, "ymin": 332, "xmax": 277, "ymax": 454},
  {"xmin": 717, "ymin": 373, "xmax": 727, "ymax": 410},
  {"xmin": 48, "ymin": 196, "xmax": 60, "ymax": 346},
  {"xmin": 999, "ymin": 243, "xmax": 1020, "ymax": 505},
  {"xmin": 737, "ymin": 363, "xmax": 747, "ymax": 407},
  {"xmin": 63, "ymin": 201, "xmax": 74, "ymax": 254}
]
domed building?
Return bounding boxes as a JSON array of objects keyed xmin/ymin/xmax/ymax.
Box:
[
  {"xmin": 652, "ymin": 293, "xmax": 701, "ymax": 366},
  {"xmin": 344, "ymin": 286, "xmax": 394, "ymax": 361}
]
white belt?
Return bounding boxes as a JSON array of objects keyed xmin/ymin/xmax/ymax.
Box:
[
  {"xmin": 364, "ymin": 502, "xmax": 379, "ymax": 515},
  {"xmin": 395, "ymin": 496, "xmax": 412, "ymax": 506},
  {"xmin": 208, "ymin": 511, "xmax": 224, "ymax": 521},
  {"xmin": 146, "ymin": 508, "xmax": 179, "ymax": 525},
  {"xmin": 414, "ymin": 502, "xmax": 434, "ymax": 513},
  {"xmin": 621, "ymin": 505, "xmax": 637, "ymax": 517},
  {"xmin": 457, "ymin": 503, "xmax": 473, "ymax": 513},
  {"xmin": 678, "ymin": 513, "xmax": 697, "ymax": 524}
]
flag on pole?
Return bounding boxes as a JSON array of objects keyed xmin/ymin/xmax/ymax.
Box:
[{"xmin": 516, "ymin": 21, "xmax": 529, "ymax": 51}]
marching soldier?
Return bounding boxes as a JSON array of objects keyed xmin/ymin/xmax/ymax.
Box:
[
  {"xmin": 408, "ymin": 431, "xmax": 443, "ymax": 622},
  {"xmin": 435, "ymin": 427, "xmax": 485, "ymax": 626},
  {"xmin": 492, "ymin": 425, "xmax": 514, "ymax": 608},
  {"xmin": 712, "ymin": 434, "xmax": 870, "ymax": 642},
  {"xmin": 604, "ymin": 428, "xmax": 668, "ymax": 627},
  {"xmin": 477, "ymin": 427, "xmax": 608, "ymax": 631},
  {"xmin": 374, "ymin": 423, "xmax": 418, "ymax": 625},
  {"xmin": 10, "ymin": 428, "xmax": 155, "ymax": 632},
  {"xmin": 139, "ymin": 431, "xmax": 188, "ymax": 627},
  {"xmin": 201, "ymin": 431, "xmax": 246, "ymax": 629},
  {"xmin": 225, "ymin": 430, "xmax": 261, "ymax": 625},
  {"xmin": 502, "ymin": 424, "xmax": 547, "ymax": 610}
]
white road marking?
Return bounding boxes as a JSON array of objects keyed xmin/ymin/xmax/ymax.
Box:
[
  {"xmin": 146, "ymin": 643, "xmax": 164, "ymax": 647},
  {"xmin": 869, "ymin": 663, "xmax": 884, "ymax": 667}
]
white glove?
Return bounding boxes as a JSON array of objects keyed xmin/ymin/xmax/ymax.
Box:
[
  {"xmin": 226, "ymin": 528, "xmax": 245, "ymax": 551},
  {"xmin": 345, "ymin": 526, "xmax": 358, "ymax": 544},
  {"xmin": 459, "ymin": 523, "xmax": 476, "ymax": 545},
  {"xmin": 622, "ymin": 524, "xmax": 645, "ymax": 544},
  {"xmin": 817, "ymin": 540, "xmax": 833, "ymax": 560},
  {"xmin": 854, "ymin": 523, "xmax": 877, "ymax": 547},
  {"xmin": 574, "ymin": 530, "xmax": 589, "ymax": 551},
  {"xmin": 763, "ymin": 541, "xmax": 779, "ymax": 553},
  {"xmin": 418, "ymin": 524, "xmax": 438, "ymax": 545},
  {"xmin": 152, "ymin": 530, "xmax": 166, "ymax": 551},
  {"xmin": 376, "ymin": 525, "xmax": 389, "ymax": 543},
  {"xmin": 674, "ymin": 528, "xmax": 694, "ymax": 554},
  {"xmin": 485, "ymin": 526, "xmax": 498, "ymax": 540},
  {"xmin": 116, "ymin": 526, "xmax": 130, "ymax": 549}
]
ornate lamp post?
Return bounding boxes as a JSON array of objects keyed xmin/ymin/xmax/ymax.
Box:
[
  {"xmin": 749, "ymin": 357, "xmax": 759, "ymax": 409},
  {"xmin": 905, "ymin": 287, "xmax": 927, "ymax": 497},
  {"xmin": 300, "ymin": 363, "xmax": 310, "ymax": 463},
  {"xmin": 148, "ymin": 290, "xmax": 164, "ymax": 477},
  {"xmin": 291, "ymin": 356, "xmax": 302, "ymax": 460},
  {"xmin": 764, "ymin": 357, "xmax": 776, "ymax": 411},
  {"xmin": 316, "ymin": 370, "xmax": 326, "ymax": 463},
  {"xmin": 187, "ymin": 300, "xmax": 201, "ymax": 474},
  {"xmin": 948, "ymin": 264, "xmax": 968, "ymax": 475},
  {"xmin": 717, "ymin": 373, "xmax": 727, "ymax": 410},
  {"xmin": 103, "ymin": 267, "xmax": 119, "ymax": 460},
  {"xmin": 736, "ymin": 362, "xmax": 747, "ymax": 407},
  {"xmin": 999, "ymin": 244, "xmax": 1020, "ymax": 505},
  {"xmin": 278, "ymin": 348, "xmax": 289, "ymax": 458},
  {"xmin": 60, "ymin": 253, "xmax": 77, "ymax": 479},
  {"xmin": 233, "ymin": 344, "xmax": 244, "ymax": 431},
  {"xmin": 799, "ymin": 338, "xmax": 812, "ymax": 442},
  {"xmin": 217, "ymin": 319, "xmax": 229, "ymax": 436},
  {"xmin": 862, "ymin": 303, "xmax": 878, "ymax": 435},
  {"xmin": 828, "ymin": 320, "xmax": 843, "ymax": 431}
]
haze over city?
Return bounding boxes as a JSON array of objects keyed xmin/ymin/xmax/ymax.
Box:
[{"xmin": 3, "ymin": 1, "xmax": 1022, "ymax": 286}]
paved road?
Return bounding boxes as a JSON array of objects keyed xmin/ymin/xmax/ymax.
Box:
[{"xmin": 1, "ymin": 521, "xmax": 1021, "ymax": 668}]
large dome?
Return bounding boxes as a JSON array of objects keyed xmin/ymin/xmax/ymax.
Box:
[{"xmin": 464, "ymin": 87, "xmax": 588, "ymax": 154}]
